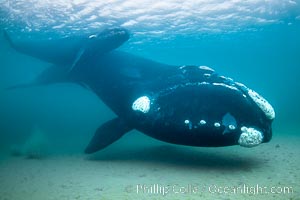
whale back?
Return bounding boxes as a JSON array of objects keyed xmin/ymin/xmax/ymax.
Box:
[
  {"xmin": 4, "ymin": 28, "xmax": 130, "ymax": 88},
  {"xmin": 4, "ymin": 28, "xmax": 129, "ymax": 67}
]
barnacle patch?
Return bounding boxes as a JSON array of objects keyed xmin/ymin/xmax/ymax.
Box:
[
  {"xmin": 248, "ymin": 89, "xmax": 275, "ymax": 120},
  {"xmin": 238, "ymin": 126, "xmax": 263, "ymax": 147}
]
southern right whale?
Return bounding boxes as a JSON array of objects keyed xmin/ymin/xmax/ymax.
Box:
[{"xmin": 4, "ymin": 28, "xmax": 275, "ymax": 154}]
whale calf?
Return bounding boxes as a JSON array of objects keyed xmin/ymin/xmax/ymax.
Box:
[{"xmin": 4, "ymin": 28, "xmax": 275, "ymax": 154}]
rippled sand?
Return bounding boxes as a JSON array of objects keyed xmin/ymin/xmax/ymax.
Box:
[{"xmin": 0, "ymin": 132, "xmax": 299, "ymax": 200}]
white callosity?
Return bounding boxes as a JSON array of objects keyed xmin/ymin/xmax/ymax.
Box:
[
  {"xmin": 212, "ymin": 83, "xmax": 239, "ymax": 91},
  {"xmin": 199, "ymin": 120, "xmax": 206, "ymax": 125},
  {"xmin": 203, "ymin": 73, "xmax": 211, "ymax": 78},
  {"xmin": 184, "ymin": 120, "xmax": 193, "ymax": 130},
  {"xmin": 228, "ymin": 125, "xmax": 236, "ymax": 130},
  {"xmin": 214, "ymin": 122, "xmax": 221, "ymax": 128},
  {"xmin": 234, "ymin": 82, "xmax": 275, "ymax": 120},
  {"xmin": 88, "ymin": 34, "xmax": 97, "ymax": 39},
  {"xmin": 199, "ymin": 66, "xmax": 214, "ymax": 72},
  {"xmin": 238, "ymin": 126, "xmax": 263, "ymax": 148},
  {"xmin": 234, "ymin": 82, "xmax": 247, "ymax": 89},
  {"xmin": 132, "ymin": 96, "xmax": 150, "ymax": 113},
  {"xmin": 247, "ymin": 89, "xmax": 275, "ymax": 120}
]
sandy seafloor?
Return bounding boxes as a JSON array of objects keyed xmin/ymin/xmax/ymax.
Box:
[{"xmin": 0, "ymin": 131, "xmax": 299, "ymax": 200}]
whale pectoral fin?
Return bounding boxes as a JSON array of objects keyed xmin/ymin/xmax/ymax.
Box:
[
  {"xmin": 68, "ymin": 47, "xmax": 86, "ymax": 73},
  {"xmin": 84, "ymin": 117, "xmax": 132, "ymax": 154}
]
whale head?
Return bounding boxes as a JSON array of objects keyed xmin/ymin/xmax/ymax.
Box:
[
  {"xmin": 131, "ymin": 65, "xmax": 274, "ymax": 148},
  {"xmin": 86, "ymin": 27, "xmax": 130, "ymax": 53}
]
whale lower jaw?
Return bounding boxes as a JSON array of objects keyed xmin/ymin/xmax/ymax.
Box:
[{"xmin": 238, "ymin": 126, "xmax": 263, "ymax": 148}]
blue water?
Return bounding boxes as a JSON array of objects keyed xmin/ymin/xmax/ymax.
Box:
[
  {"xmin": 1, "ymin": 2, "xmax": 300, "ymax": 200},
  {"xmin": 0, "ymin": 0, "xmax": 300, "ymax": 154}
]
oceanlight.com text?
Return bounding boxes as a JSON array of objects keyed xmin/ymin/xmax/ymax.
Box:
[
  {"xmin": 135, "ymin": 183, "xmax": 293, "ymax": 196},
  {"xmin": 208, "ymin": 184, "xmax": 293, "ymax": 195}
]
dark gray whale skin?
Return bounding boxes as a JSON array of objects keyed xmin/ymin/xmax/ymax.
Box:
[{"xmin": 4, "ymin": 28, "xmax": 274, "ymax": 154}]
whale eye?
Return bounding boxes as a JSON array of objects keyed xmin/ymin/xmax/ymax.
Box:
[{"xmin": 132, "ymin": 96, "xmax": 151, "ymax": 113}]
